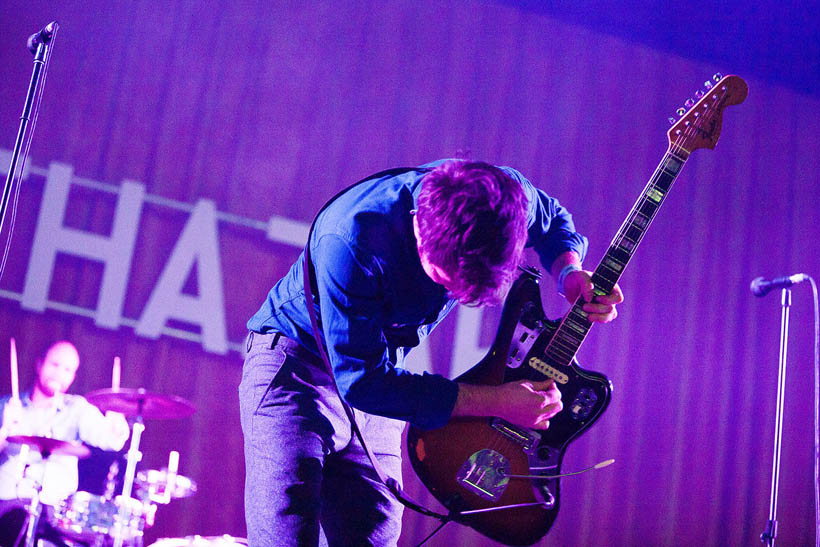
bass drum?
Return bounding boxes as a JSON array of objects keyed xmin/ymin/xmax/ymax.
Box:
[{"xmin": 148, "ymin": 536, "xmax": 247, "ymax": 547}]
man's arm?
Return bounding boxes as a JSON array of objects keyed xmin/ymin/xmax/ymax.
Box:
[
  {"xmin": 313, "ymin": 234, "xmax": 459, "ymax": 430},
  {"xmin": 0, "ymin": 397, "xmax": 23, "ymax": 452},
  {"xmin": 77, "ymin": 399, "xmax": 129, "ymax": 451},
  {"xmin": 451, "ymin": 379, "xmax": 563, "ymax": 430}
]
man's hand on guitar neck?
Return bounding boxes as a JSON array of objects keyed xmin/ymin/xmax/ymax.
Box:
[
  {"xmin": 451, "ymin": 380, "xmax": 563, "ymax": 430},
  {"xmin": 551, "ymin": 251, "xmax": 624, "ymax": 323}
]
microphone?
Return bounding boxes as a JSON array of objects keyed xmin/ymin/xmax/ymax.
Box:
[
  {"xmin": 750, "ymin": 273, "xmax": 809, "ymax": 297},
  {"xmin": 27, "ymin": 21, "xmax": 59, "ymax": 53}
]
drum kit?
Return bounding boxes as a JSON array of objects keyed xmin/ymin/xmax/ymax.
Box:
[{"xmin": 6, "ymin": 387, "xmax": 209, "ymax": 547}]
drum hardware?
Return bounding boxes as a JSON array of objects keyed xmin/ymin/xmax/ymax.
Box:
[
  {"xmin": 135, "ymin": 468, "xmax": 198, "ymax": 503},
  {"xmin": 6, "ymin": 435, "xmax": 92, "ymax": 547},
  {"xmin": 4, "ymin": 347, "xmax": 199, "ymax": 546},
  {"xmin": 43, "ymin": 427, "xmax": 152, "ymax": 546},
  {"xmin": 6, "ymin": 390, "xmax": 197, "ymax": 546},
  {"xmin": 148, "ymin": 536, "xmax": 248, "ymax": 547},
  {"xmin": 111, "ymin": 420, "xmax": 145, "ymax": 547},
  {"xmin": 135, "ymin": 451, "xmax": 198, "ymax": 504},
  {"xmin": 156, "ymin": 451, "xmax": 178, "ymax": 505},
  {"xmin": 103, "ymin": 460, "xmax": 120, "ymax": 501},
  {"xmin": 53, "ymin": 491, "xmax": 150, "ymax": 545},
  {"xmin": 81, "ymin": 388, "xmax": 197, "ymax": 547}
]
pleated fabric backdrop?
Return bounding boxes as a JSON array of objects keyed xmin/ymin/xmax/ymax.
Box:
[{"xmin": 0, "ymin": 1, "xmax": 818, "ymax": 545}]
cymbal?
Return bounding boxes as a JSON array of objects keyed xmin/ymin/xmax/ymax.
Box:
[
  {"xmin": 136, "ymin": 469, "xmax": 198, "ymax": 500},
  {"xmin": 6, "ymin": 435, "xmax": 91, "ymax": 458},
  {"xmin": 85, "ymin": 388, "xmax": 195, "ymax": 419}
]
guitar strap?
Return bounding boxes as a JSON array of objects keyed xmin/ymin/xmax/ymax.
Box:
[{"xmin": 301, "ymin": 166, "xmax": 450, "ymax": 521}]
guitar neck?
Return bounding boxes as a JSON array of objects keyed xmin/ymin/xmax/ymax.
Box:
[{"xmin": 538, "ymin": 148, "xmax": 690, "ymax": 369}]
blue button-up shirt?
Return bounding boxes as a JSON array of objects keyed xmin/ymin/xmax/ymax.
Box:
[{"xmin": 247, "ymin": 160, "xmax": 587, "ymax": 429}]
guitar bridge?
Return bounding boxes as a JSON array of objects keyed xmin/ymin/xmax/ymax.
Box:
[{"xmin": 456, "ymin": 449, "xmax": 510, "ymax": 501}]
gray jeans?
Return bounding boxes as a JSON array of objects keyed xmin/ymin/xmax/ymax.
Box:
[{"xmin": 238, "ymin": 332, "xmax": 405, "ymax": 547}]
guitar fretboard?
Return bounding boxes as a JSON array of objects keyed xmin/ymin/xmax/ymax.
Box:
[{"xmin": 531, "ymin": 148, "xmax": 690, "ymax": 372}]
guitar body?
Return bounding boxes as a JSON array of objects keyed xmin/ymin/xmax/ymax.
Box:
[
  {"xmin": 407, "ymin": 268, "xmax": 612, "ymax": 546},
  {"xmin": 407, "ymin": 74, "xmax": 747, "ymax": 545}
]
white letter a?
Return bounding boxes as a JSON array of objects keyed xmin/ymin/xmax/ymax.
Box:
[{"xmin": 136, "ymin": 200, "xmax": 227, "ymax": 354}]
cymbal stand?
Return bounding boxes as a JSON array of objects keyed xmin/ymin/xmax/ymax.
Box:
[
  {"xmin": 113, "ymin": 415, "xmax": 145, "ymax": 547},
  {"xmin": 21, "ymin": 447, "xmax": 49, "ymax": 547}
]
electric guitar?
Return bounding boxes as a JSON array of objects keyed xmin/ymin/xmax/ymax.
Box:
[{"xmin": 407, "ymin": 74, "xmax": 748, "ymax": 546}]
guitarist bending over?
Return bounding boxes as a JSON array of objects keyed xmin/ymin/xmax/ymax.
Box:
[{"xmin": 239, "ymin": 159, "xmax": 623, "ymax": 546}]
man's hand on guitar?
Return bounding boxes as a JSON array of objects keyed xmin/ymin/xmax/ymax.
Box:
[
  {"xmin": 452, "ymin": 379, "xmax": 563, "ymax": 430},
  {"xmin": 551, "ymin": 251, "xmax": 624, "ymax": 323},
  {"xmin": 497, "ymin": 379, "xmax": 563, "ymax": 430},
  {"xmin": 563, "ymin": 270, "xmax": 624, "ymax": 323}
]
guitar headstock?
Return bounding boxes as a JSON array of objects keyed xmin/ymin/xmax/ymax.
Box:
[{"xmin": 667, "ymin": 74, "xmax": 748, "ymax": 153}]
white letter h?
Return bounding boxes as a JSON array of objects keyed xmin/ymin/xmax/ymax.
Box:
[{"xmin": 22, "ymin": 162, "xmax": 144, "ymax": 329}]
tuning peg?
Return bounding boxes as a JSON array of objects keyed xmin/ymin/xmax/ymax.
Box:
[
  {"xmin": 695, "ymin": 90, "xmax": 705, "ymax": 98},
  {"xmin": 684, "ymin": 98, "xmax": 695, "ymax": 108},
  {"xmin": 668, "ymin": 117, "xmax": 676, "ymax": 125},
  {"xmin": 676, "ymin": 107, "xmax": 686, "ymax": 116},
  {"xmin": 713, "ymin": 72, "xmax": 723, "ymax": 82}
]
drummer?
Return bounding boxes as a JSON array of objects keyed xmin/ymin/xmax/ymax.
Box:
[{"xmin": 0, "ymin": 341, "xmax": 129, "ymax": 512}]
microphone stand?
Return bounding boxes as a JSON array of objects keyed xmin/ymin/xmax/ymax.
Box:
[
  {"xmin": 761, "ymin": 288, "xmax": 792, "ymax": 546},
  {"xmin": 0, "ymin": 25, "xmax": 58, "ymax": 239}
]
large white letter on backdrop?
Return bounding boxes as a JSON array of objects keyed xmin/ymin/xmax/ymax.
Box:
[
  {"xmin": 22, "ymin": 162, "xmax": 144, "ymax": 329},
  {"xmin": 136, "ymin": 199, "xmax": 228, "ymax": 354}
]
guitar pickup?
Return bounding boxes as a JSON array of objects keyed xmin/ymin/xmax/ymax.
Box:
[
  {"xmin": 491, "ymin": 418, "xmax": 540, "ymax": 454},
  {"xmin": 528, "ymin": 356, "xmax": 569, "ymax": 384}
]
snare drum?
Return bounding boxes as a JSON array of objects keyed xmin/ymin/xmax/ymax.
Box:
[{"xmin": 53, "ymin": 491, "xmax": 150, "ymax": 542}]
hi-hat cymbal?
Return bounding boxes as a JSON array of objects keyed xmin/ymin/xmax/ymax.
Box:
[
  {"xmin": 6, "ymin": 435, "xmax": 91, "ymax": 458},
  {"xmin": 85, "ymin": 388, "xmax": 195, "ymax": 419},
  {"xmin": 136, "ymin": 469, "xmax": 198, "ymax": 500}
]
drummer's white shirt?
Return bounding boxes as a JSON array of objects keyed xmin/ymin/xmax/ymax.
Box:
[{"xmin": 0, "ymin": 393, "xmax": 129, "ymax": 505}]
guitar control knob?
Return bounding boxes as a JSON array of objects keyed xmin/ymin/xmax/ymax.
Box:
[
  {"xmin": 713, "ymin": 72, "xmax": 723, "ymax": 81},
  {"xmin": 676, "ymin": 107, "xmax": 686, "ymax": 116},
  {"xmin": 684, "ymin": 98, "xmax": 695, "ymax": 108}
]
